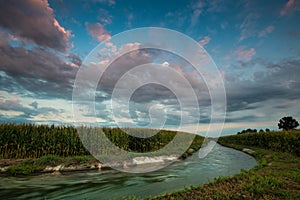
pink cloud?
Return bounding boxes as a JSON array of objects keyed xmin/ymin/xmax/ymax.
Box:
[
  {"xmin": 86, "ymin": 22, "xmax": 111, "ymax": 42},
  {"xmin": 11, "ymin": 97, "xmax": 19, "ymax": 103},
  {"xmin": 0, "ymin": 97, "xmax": 22, "ymax": 111},
  {"xmin": 234, "ymin": 47, "xmax": 256, "ymax": 61},
  {"xmin": 259, "ymin": 25, "xmax": 274, "ymax": 37},
  {"xmin": 199, "ymin": 36, "xmax": 211, "ymax": 46},
  {"xmin": 280, "ymin": 0, "xmax": 296, "ymax": 15},
  {"xmin": 0, "ymin": 0, "xmax": 72, "ymax": 52}
]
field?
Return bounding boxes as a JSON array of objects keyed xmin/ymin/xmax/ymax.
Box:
[
  {"xmin": 149, "ymin": 130, "xmax": 300, "ymax": 200},
  {"xmin": 219, "ymin": 130, "xmax": 300, "ymax": 156},
  {"xmin": 1, "ymin": 124, "xmax": 299, "ymax": 199},
  {"xmin": 0, "ymin": 123, "xmax": 204, "ymax": 175}
]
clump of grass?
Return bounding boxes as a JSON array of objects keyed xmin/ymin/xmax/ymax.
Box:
[
  {"xmin": 243, "ymin": 175, "xmax": 284, "ymax": 197},
  {"xmin": 35, "ymin": 155, "xmax": 63, "ymax": 166},
  {"xmin": 65, "ymin": 155, "xmax": 95, "ymax": 165},
  {"xmin": 7, "ymin": 162, "xmax": 43, "ymax": 175},
  {"xmin": 5, "ymin": 155, "xmax": 97, "ymax": 176}
]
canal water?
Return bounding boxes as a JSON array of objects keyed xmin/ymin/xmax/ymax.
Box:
[{"xmin": 0, "ymin": 143, "xmax": 257, "ymax": 199}]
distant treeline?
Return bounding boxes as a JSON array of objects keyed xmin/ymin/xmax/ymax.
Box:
[
  {"xmin": 237, "ymin": 128, "xmax": 271, "ymax": 134},
  {"xmin": 219, "ymin": 130, "xmax": 300, "ymax": 156},
  {"xmin": 0, "ymin": 124, "xmax": 203, "ymax": 159}
]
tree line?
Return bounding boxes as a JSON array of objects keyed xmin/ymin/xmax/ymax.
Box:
[{"xmin": 237, "ymin": 116, "xmax": 299, "ymax": 135}]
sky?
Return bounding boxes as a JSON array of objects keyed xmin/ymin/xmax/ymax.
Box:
[{"xmin": 0, "ymin": 0, "xmax": 299, "ymax": 136}]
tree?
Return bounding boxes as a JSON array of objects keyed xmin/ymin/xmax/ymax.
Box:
[{"xmin": 278, "ymin": 116, "xmax": 299, "ymax": 130}]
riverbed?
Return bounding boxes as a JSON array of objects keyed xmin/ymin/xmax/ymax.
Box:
[{"xmin": 0, "ymin": 143, "xmax": 257, "ymax": 199}]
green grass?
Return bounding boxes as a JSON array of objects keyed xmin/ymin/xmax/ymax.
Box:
[
  {"xmin": 218, "ymin": 130, "xmax": 300, "ymax": 156},
  {"xmin": 0, "ymin": 124, "xmax": 205, "ymax": 176},
  {"xmin": 142, "ymin": 130, "xmax": 300, "ymax": 200},
  {"xmin": 0, "ymin": 124, "xmax": 204, "ymax": 159},
  {"xmin": 5, "ymin": 155, "xmax": 97, "ymax": 176},
  {"xmin": 5, "ymin": 124, "xmax": 299, "ymax": 199},
  {"xmin": 7, "ymin": 162, "xmax": 43, "ymax": 176}
]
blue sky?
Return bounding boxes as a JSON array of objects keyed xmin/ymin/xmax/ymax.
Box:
[{"xmin": 0, "ymin": 0, "xmax": 299, "ymax": 136}]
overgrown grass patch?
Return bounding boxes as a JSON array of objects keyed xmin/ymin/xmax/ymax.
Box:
[
  {"xmin": 7, "ymin": 162, "xmax": 43, "ymax": 175},
  {"xmin": 5, "ymin": 155, "xmax": 97, "ymax": 175}
]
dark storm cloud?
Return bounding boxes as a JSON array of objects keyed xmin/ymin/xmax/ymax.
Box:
[
  {"xmin": 0, "ymin": 34, "xmax": 78, "ymax": 99},
  {"xmin": 226, "ymin": 57, "xmax": 300, "ymax": 113},
  {"xmin": 0, "ymin": 0, "xmax": 71, "ymax": 52},
  {"xmin": 96, "ymin": 48, "xmax": 210, "ymax": 105}
]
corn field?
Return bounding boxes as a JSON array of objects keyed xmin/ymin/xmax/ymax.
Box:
[
  {"xmin": 0, "ymin": 124, "xmax": 203, "ymax": 159},
  {"xmin": 219, "ymin": 130, "xmax": 300, "ymax": 156}
]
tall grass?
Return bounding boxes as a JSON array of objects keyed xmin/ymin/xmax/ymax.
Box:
[
  {"xmin": 0, "ymin": 124, "xmax": 203, "ymax": 159},
  {"xmin": 218, "ymin": 130, "xmax": 300, "ymax": 156},
  {"xmin": 0, "ymin": 124, "xmax": 87, "ymax": 158}
]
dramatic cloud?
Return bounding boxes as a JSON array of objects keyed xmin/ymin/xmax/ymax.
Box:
[
  {"xmin": 75, "ymin": 44, "xmax": 213, "ymax": 128},
  {"xmin": 226, "ymin": 57, "xmax": 300, "ymax": 112},
  {"xmin": 199, "ymin": 36, "xmax": 211, "ymax": 46},
  {"xmin": 0, "ymin": 32, "xmax": 78, "ymax": 99},
  {"xmin": 86, "ymin": 22, "xmax": 111, "ymax": 42},
  {"xmin": 0, "ymin": 0, "xmax": 299, "ymax": 130},
  {"xmin": 0, "ymin": 0, "xmax": 71, "ymax": 52},
  {"xmin": 93, "ymin": 47, "xmax": 210, "ymax": 106}
]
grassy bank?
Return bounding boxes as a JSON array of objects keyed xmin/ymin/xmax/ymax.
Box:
[
  {"xmin": 1, "ymin": 155, "xmax": 97, "ymax": 176},
  {"xmin": 147, "ymin": 130, "xmax": 300, "ymax": 200},
  {"xmin": 0, "ymin": 124, "xmax": 204, "ymax": 176}
]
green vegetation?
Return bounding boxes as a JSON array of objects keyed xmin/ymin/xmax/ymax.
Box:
[
  {"xmin": 219, "ymin": 130, "xmax": 300, "ymax": 156},
  {"xmin": 0, "ymin": 123, "xmax": 204, "ymax": 159},
  {"xmin": 7, "ymin": 160, "xmax": 44, "ymax": 176},
  {"xmin": 147, "ymin": 130, "xmax": 300, "ymax": 200},
  {"xmin": 5, "ymin": 155, "xmax": 96, "ymax": 176},
  {"xmin": 0, "ymin": 124, "xmax": 87, "ymax": 158},
  {"xmin": 0, "ymin": 123, "xmax": 204, "ymax": 175}
]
